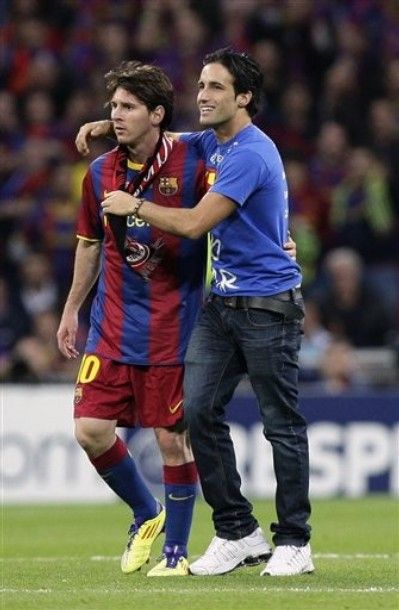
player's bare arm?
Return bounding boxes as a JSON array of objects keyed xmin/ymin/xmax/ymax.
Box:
[
  {"xmin": 102, "ymin": 190, "xmax": 298, "ymax": 258},
  {"xmin": 75, "ymin": 120, "xmax": 113, "ymax": 156},
  {"xmin": 57, "ymin": 239, "xmax": 101, "ymax": 359},
  {"xmin": 75, "ymin": 120, "xmax": 182, "ymax": 156},
  {"xmin": 102, "ymin": 190, "xmax": 236, "ymax": 239}
]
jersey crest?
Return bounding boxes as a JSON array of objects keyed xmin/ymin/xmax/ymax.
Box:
[{"xmin": 158, "ymin": 177, "xmax": 178, "ymax": 196}]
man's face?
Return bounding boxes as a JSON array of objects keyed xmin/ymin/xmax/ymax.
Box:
[
  {"xmin": 197, "ymin": 63, "xmax": 241, "ymax": 128},
  {"xmin": 110, "ymin": 87, "xmax": 154, "ymax": 145}
]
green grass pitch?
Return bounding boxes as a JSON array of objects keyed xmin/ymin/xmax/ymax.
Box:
[{"xmin": 2, "ymin": 497, "xmax": 398, "ymax": 610}]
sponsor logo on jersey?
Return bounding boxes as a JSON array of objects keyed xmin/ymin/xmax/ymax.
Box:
[
  {"xmin": 124, "ymin": 236, "xmax": 165, "ymax": 280},
  {"xmin": 125, "ymin": 238, "xmax": 151, "ymax": 266},
  {"xmin": 159, "ymin": 177, "xmax": 178, "ymax": 196}
]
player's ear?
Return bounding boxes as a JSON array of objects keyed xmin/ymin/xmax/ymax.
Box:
[
  {"xmin": 151, "ymin": 105, "xmax": 165, "ymax": 127},
  {"xmin": 237, "ymin": 92, "xmax": 252, "ymax": 109}
]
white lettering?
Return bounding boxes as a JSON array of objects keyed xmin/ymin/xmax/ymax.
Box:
[
  {"xmin": 127, "ymin": 215, "xmax": 149, "ymax": 228},
  {"xmin": 214, "ymin": 269, "xmax": 239, "ymax": 292},
  {"xmin": 345, "ymin": 423, "xmax": 391, "ymax": 496},
  {"xmin": 308, "ymin": 423, "xmax": 343, "ymax": 497},
  {"xmin": 3, "ymin": 385, "xmax": 398, "ymax": 501},
  {"xmin": 210, "ymin": 236, "xmax": 221, "ymax": 261}
]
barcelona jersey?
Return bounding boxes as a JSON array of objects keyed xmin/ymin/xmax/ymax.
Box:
[{"xmin": 77, "ymin": 140, "xmax": 207, "ymax": 365}]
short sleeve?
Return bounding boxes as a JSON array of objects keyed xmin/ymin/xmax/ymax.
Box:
[
  {"xmin": 179, "ymin": 130, "xmax": 214, "ymax": 163},
  {"xmin": 210, "ymin": 148, "xmax": 267, "ymax": 207},
  {"xmin": 76, "ymin": 170, "xmax": 103, "ymax": 241}
]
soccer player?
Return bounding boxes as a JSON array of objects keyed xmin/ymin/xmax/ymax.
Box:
[
  {"xmin": 95, "ymin": 48, "xmax": 314, "ymax": 577},
  {"xmin": 57, "ymin": 61, "xmax": 208, "ymax": 577}
]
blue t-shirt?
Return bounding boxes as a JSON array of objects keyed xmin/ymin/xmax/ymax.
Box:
[{"xmin": 181, "ymin": 124, "xmax": 302, "ymax": 296}]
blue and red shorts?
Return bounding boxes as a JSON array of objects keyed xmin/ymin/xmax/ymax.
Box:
[{"xmin": 73, "ymin": 353, "xmax": 184, "ymax": 428}]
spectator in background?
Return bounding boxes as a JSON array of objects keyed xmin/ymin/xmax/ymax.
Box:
[
  {"xmin": 385, "ymin": 58, "xmax": 399, "ymax": 115},
  {"xmin": 0, "ymin": 90, "xmax": 23, "ymax": 154},
  {"xmin": 264, "ymin": 81, "xmax": 315, "ymax": 160},
  {"xmin": 312, "ymin": 248, "xmax": 394, "ymax": 348},
  {"xmin": 317, "ymin": 339, "xmax": 369, "ymax": 394},
  {"xmin": 9, "ymin": 309, "xmax": 77, "ymax": 382},
  {"xmin": 285, "ymin": 155, "xmax": 329, "ymax": 286},
  {"xmin": 329, "ymin": 147, "xmax": 395, "ymax": 262},
  {"xmin": 216, "ymin": 0, "xmax": 253, "ymax": 50},
  {"xmin": 31, "ymin": 162, "xmax": 79, "ymax": 298},
  {"xmin": 0, "ymin": 135, "xmax": 63, "ymax": 269},
  {"xmin": 367, "ymin": 97, "xmax": 399, "ymax": 213},
  {"xmin": 23, "ymin": 89, "xmax": 57, "ymax": 139},
  {"xmin": 17, "ymin": 251, "xmax": 59, "ymax": 317},
  {"xmin": 0, "ymin": 276, "xmax": 30, "ymax": 381},
  {"xmin": 308, "ymin": 121, "xmax": 350, "ymax": 224},
  {"xmin": 299, "ymin": 298, "xmax": 332, "ymax": 383},
  {"xmin": 251, "ymin": 38, "xmax": 284, "ymax": 127},
  {"xmin": 318, "ymin": 57, "xmax": 363, "ymax": 141}
]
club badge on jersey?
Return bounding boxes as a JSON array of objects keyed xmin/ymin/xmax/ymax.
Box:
[{"xmin": 159, "ymin": 177, "xmax": 178, "ymax": 196}]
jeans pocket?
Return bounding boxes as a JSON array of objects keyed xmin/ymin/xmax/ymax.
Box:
[{"xmin": 245, "ymin": 308, "xmax": 284, "ymax": 328}]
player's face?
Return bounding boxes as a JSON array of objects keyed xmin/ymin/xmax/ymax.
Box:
[
  {"xmin": 197, "ymin": 63, "xmax": 241, "ymax": 128},
  {"xmin": 109, "ymin": 87, "xmax": 155, "ymax": 146}
]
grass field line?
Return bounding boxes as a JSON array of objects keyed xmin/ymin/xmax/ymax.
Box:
[
  {"xmin": 2, "ymin": 552, "xmax": 398, "ymax": 562},
  {"xmin": 2, "ymin": 586, "xmax": 399, "ymax": 595}
]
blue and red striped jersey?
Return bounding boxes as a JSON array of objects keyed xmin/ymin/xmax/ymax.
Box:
[{"xmin": 77, "ymin": 140, "xmax": 207, "ymax": 365}]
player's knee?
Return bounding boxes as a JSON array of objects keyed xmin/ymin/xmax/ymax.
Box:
[
  {"xmin": 74, "ymin": 419, "xmax": 111, "ymax": 453},
  {"xmin": 155, "ymin": 427, "xmax": 191, "ymax": 462}
]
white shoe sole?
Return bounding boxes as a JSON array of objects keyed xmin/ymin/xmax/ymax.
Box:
[
  {"xmin": 190, "ymin": 546, "xmax": 272, "ymax": 576},
  {"xmin": 262, "ymin": 560, "xmax": 315, "ymax": 576}
]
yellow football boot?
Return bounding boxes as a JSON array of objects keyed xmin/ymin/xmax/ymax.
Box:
[
  {"xmin": 121, "ymin": 507, "xmax": 166, "ymax": 574},
  {"xmin": 147, "ymin": 546, "xmax": 189, "ymax": 577}
]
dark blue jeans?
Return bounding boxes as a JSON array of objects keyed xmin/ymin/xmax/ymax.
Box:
[{"xmin": 183, "ymin": 297, "xmax": 311, "ymax": 546}]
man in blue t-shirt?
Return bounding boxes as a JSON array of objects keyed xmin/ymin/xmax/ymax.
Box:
[{"xmin": 79, "ymin": 48, "xmax": 313, "ymax": 578}]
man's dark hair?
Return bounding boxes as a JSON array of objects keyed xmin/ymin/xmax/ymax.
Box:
[
  {"xmin": 104, "ymin": 61, "xmax": 174, "ymax": 129},
  {"xmin": 203, "ymin": 47, "xmax": 263, "ymax": 117}
]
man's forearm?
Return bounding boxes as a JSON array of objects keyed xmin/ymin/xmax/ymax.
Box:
[
  {"xmin": 63, "ymin": 240, "xmax": 101, "ymax": 312},
  {"xmin": 138, "ymin": 200, "xmax": 200, "ymax": 238},
  {"xmin": 101, "ymin": 190, "xmax": 236, "ymax": 240}
]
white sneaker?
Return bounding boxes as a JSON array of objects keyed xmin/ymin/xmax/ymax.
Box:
[
  {"xmin": 189, "ymin": 527, "xmax": 272, "ymax": 576},
  {"xmin": 261, "ymin": 543, "xmax": 314, "ymax": 576}
]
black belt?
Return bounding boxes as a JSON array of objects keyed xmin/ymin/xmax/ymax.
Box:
[{"xmin": 209, "ymin": 289, "xmax": 304, "ymax": 320}]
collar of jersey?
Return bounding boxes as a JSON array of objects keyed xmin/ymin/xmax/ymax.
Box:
[{"xmin": 127, "ymin": 159, "xmax": 144, "ymax": 170}]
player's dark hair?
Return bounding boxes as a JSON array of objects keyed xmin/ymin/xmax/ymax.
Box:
[
  {"xmin": 104, "ymin": 61, "xmax": 174, "ymax": 129},
  {"xmin": 203, "ymin": 47, "xmax": 263, "ymax": 117}
]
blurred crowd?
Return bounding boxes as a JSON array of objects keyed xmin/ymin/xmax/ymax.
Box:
[{"xmin": 1, "ymin": 0, "xmax": 398, "ymax": 389}]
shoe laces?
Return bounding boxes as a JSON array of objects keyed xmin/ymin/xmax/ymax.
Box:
[
  {"xmin": 127, "ymin": 502, "xmax": 164, "ymax": 544},
  {"xmin": 126, "ymin": 518, "xmax": 145, "ymax": 547},
  {"xmin": 163, "ymin": 544, "xmax": 187, "ymax": 568}
]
